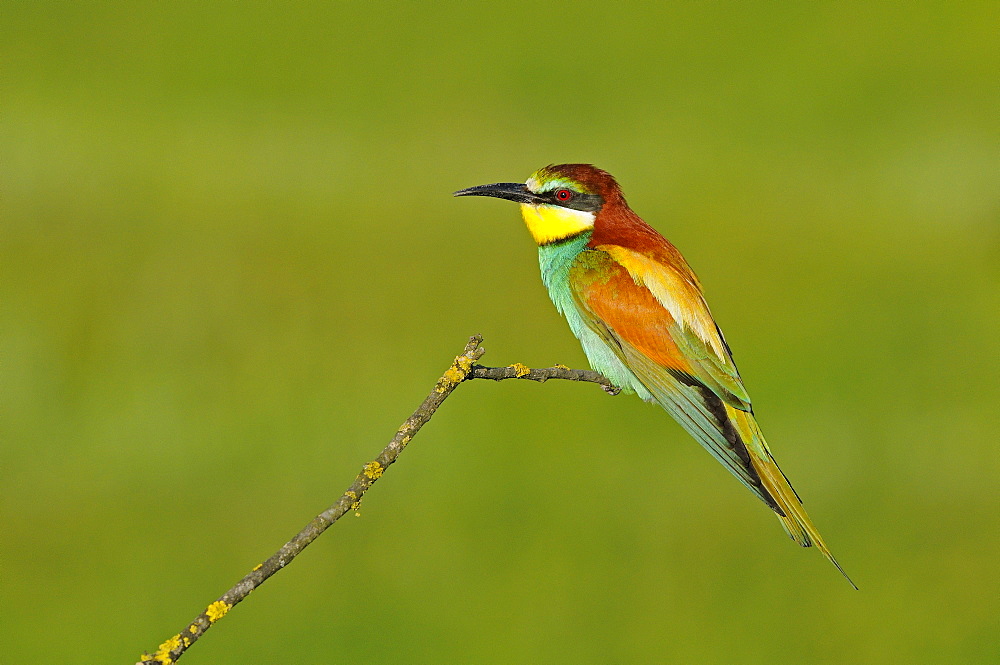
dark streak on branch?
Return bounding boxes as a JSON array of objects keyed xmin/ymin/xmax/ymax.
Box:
[{"xmin": 139, "ymin": 335, "xmax": 615, "ymax": 664}]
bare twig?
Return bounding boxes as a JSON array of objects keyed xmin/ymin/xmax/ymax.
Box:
[{"xmin": 139, "ymin": 335, "xmax": 615, "ymax": 664}]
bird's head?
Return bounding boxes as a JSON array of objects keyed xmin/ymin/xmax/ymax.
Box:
[{"xmin": 454, "ymin": 164, "xmax": 623, "ymax": 245}]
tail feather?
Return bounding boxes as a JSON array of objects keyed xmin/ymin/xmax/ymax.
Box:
[{"xmin": 727, "ymin": 406, "xmax": 858, "ymax": 590}]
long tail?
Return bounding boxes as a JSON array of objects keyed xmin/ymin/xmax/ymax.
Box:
[{"xmin": 726, "ymin": 405, "xmax": 858, "ymax": 589}]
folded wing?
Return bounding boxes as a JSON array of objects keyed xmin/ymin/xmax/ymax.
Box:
[
  {"xmin": 568, "ymin": 245, "xmax": 779, "ymax": 510},
  {"xmin": 569, "ymin": 244, "xmax": 856, "ymax": 586}
]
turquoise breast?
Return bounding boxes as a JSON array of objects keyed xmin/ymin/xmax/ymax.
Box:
[{"xmin": 537, "ymin": 234, "xmax": 651, "ymax": 400}]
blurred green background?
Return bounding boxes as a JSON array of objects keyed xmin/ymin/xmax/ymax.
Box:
[{"xmin": 3, "ymin": 2, "xmax": 998, "ymax": 663}]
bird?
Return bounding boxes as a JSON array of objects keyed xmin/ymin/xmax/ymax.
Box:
[{"xmin": 455, "ymin": 163, "xmax": 855, "ymax": 587}]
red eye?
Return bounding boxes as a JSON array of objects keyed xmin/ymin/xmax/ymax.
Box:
[{"xmin": 555, "ymin": 189, "xmax": 573, "ymax": 201}]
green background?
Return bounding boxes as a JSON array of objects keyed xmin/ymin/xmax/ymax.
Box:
[{"xmin": 3, "ymin": 2, "xmax": 998, "ymax": 663}]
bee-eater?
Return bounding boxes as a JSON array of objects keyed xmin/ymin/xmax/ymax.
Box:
[{"xmin": 455, "ymin": 164, "xmax": 854, "ymax": 586}]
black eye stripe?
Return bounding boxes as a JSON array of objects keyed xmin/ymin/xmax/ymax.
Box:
[{"xmin": 545, "ymin": 189, "xmax": 604, "ymax": 212}]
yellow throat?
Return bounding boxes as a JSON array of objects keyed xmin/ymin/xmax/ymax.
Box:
[{"xmin": 519, "ymin": 204, "xmax": 595, "ymax": 245}]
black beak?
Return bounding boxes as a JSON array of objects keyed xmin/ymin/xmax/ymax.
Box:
[{"xmin": 453, "ymin": 182, "xmax": 544, "ymax": 205}]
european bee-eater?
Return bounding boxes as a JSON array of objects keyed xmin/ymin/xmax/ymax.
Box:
[{"xmin": 455, "ymin": 164, "xmax": 854, "ymax": 587}]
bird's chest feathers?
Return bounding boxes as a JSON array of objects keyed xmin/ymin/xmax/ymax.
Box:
[
  {"xmin": 537, "ymin": 238, "xmax": 620, "ymax": 326},
  {"xmin": 537, "ymin": 238, "xmax": 650, "ymax": 398},
  {"xmin": 519, "ymin": 204, "xmax": 595, "ymax": 245},
  {"xmin": 537, "ymin": 235, "xmax": 591, "ymax": 314}
]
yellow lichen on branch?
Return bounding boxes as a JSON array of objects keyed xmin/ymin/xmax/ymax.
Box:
[
  {"xmin": 149, "ymin": 634, "xmax": 182, "ymax": 664},
  {"xmin": 438, "ymin": 352, "xmax": 476, "ymax": 391},
  {"xmin": 205, "ymin": 601, "xmax": 231, "ymax": 623},
  {"xmin": 508, "ymin": 363, "xmax": 531, "ymax": 377},
  {"xmin": 363, "ymin": 461, "xmax": 383, "ymax": 479},
  {"xmin": 346, "ymin": 490, "xmax": 362, "ymax": 515}
]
